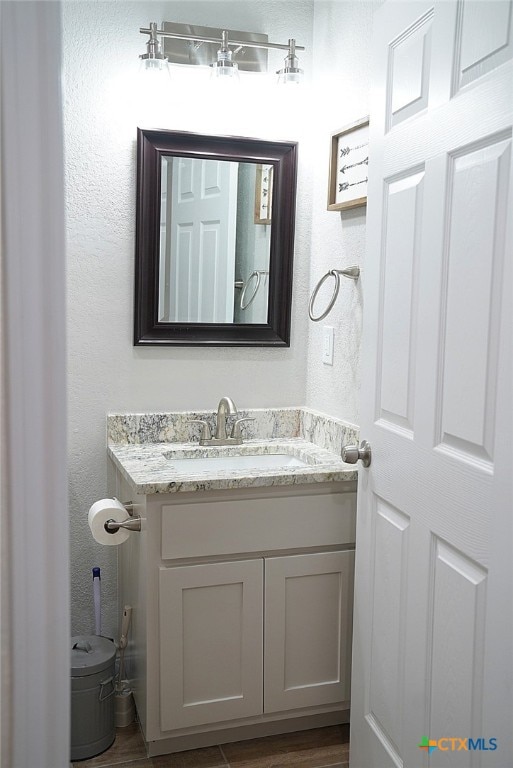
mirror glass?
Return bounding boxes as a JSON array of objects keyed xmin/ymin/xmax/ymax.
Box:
[
  {"xmin": 158, "ymin": 156, "xmax": 273, "ymax": 325},
  {"xmin": 134, "ymin": 129, "xmax": 297, "ymax": 347}
]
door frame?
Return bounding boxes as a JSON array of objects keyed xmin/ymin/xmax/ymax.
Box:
[{"xmin": 1, "ymin": 2, "xmax": 70, "ymax": 766}]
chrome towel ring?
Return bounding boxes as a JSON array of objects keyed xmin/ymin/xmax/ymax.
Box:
[
  {"xmin": 240, "ymin": 270, "xmax": 269, "ymax": 310},
  {"xmin": 308, "ymin": 266, "xmax": 360, "ymax": 322}
]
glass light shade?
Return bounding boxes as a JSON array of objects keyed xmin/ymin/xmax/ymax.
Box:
[
  {"xmin": 276, "ymin": 70, "xmax": 301, "ymax": 85},
  {"xmin": 210, "ymin": 39, "xmax": 240, "ymax": 82},
  {"xmin": 276, "ymin": 67, "xmax": 303, "ymax": 85},
  {"xmin": 210, "ymin": 59, "xmax": 239, "ymax": 81},
  {"xmin": 137, "ymin": 57, "xmax": 172, "ymax": 122},
  {"xmin": 276, "ymin": 39, "xmax": 303, "ymax": 86},
  {"xmin": 139, "ymin": 56, "xmax": 171, "ymax": 79}
]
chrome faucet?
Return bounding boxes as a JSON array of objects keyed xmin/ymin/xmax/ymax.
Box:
[
  {"xmin": 191, "ymin": 397, "xmax": 254, "ymax": 446},
  {"xmin": 215, "ymin": 396, "xmax": 238, "ymax": 440}
]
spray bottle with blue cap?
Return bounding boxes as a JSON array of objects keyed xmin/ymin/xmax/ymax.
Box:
[{"xmin": 92, "ymin": 566, "xmax": 101, "ymax": 636}]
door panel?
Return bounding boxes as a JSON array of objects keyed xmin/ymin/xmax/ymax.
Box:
[
  {"xmin": 387, "ymin": 9, "xmax": 433, "ymax": 130},
  {"xmin": 437, "ymin": 137, "xmax": 510, "ymax": 466},
  {"xmin": 378, "ymin": 169, "xmax": 424, "ymax": 433},
  {"xmin": 455, "ymin": 0, "xmax": 513, "ymax": 91},
  {"xmin": 367, "ymin": 499, "xmax": 409, "ymax": 756},
  {"xmin": 429, "ymin": 540, "xmax": 487, "ymax": 741},
  {"xmin": 351, "ymin": 2, "xmax": 512, "ymax": 767}
]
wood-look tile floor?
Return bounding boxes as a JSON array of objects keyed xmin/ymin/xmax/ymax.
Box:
[{"xmin": 73, "ymin": 722, "xmax": 350, "ymax": 768}]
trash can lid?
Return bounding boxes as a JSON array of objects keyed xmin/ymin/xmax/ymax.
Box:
[{"xmin": 71, "ymin": 635, "xmax": 116, "ymax": 676}]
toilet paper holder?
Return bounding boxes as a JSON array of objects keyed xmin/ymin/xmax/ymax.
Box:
[
  {"xmin": 105, "ymin": 518, "xmax": 141, "ymax": 533},
  {"xmin": 104, "ymin": 500, "xmax": 142, "ymax": 534}
]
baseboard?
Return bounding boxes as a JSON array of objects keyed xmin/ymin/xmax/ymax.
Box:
[{"xmin": 146, "ymin": 709, "xmax": 350, "ymax": 757}]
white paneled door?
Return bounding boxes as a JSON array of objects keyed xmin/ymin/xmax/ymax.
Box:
[
  {"xmin": 351, "ymin": 2, "xmax": 512, "ymax": 767},
  {"xmin": 166, "ymin": 157, "xmax": 238, "ymax": 323}
]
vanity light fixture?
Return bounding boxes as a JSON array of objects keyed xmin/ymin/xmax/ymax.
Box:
[{"xmin": 139, "ymin": 22, "xmax": 305, "ymax": 84}]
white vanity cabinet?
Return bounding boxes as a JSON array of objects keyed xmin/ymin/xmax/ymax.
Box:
[{"xmin": 113, "ymin": 473, "xmax": 356, "ymax": 757}]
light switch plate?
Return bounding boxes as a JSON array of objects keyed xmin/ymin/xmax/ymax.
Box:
[{"xmin": 322, "ymin": 326, "xmax": 334, "ymax": 365}]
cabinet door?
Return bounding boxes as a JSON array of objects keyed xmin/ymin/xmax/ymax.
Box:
[
  {"xmin": 264, "ymin": 551, "xmax": 354, "ymax": 713},
  {"xmin": 159, "ymin": 559, "xmax": 263, "ymax": 730}
]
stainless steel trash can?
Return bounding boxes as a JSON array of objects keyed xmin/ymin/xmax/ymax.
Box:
[{"xmin": 71, "ymin": 635, "xmax": 116, "ymax": 761}]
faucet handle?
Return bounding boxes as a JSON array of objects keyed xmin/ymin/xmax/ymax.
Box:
[
  {"xmin": 190, "ymin": 419, "xmax": 212, "ymax": 442},
  {"xmin": 230, "ymin": 417, "xmax": 255, "ymax": 441}
]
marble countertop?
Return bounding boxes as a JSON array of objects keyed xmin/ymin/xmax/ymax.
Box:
[{"xmin": 108, "ymin": 437, "xmax": 357, "ymax": 494}]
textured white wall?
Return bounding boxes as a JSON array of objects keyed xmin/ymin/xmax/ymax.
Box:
[
  {"xmin": 306, "ymin": 0, "xmax": 381, "ymax": 424},
  {"xmin": 64, "ymin": 0, "xmax": 378, "ymax": 636},
  {"xmin": 63, "ymin": 0, "xmax": 314, "ymax": 636}
]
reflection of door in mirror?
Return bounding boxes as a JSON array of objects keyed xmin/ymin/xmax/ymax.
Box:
[
  {"xmin": 158, "ymin": 156, "xmax": 271, "ymax": 326},
  {"xmin": 159, "ymin": 156, "xmax": 238, "ymax": 323}
]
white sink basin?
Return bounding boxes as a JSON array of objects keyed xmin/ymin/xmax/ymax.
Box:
[{"xmin": 164, "ymin": 453, "xmax": 310, "ymax": 473}]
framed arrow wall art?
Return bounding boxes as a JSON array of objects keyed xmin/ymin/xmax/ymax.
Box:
[
  {"xmin": 327, "ymin": 116, "xmax": 369, "ymax": 211},
  {"xmin": 254, "ymin": 163, "xmax": 274, "ymax": 225}
]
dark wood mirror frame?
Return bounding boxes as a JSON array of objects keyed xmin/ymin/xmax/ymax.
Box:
[{"xmin": 134, "ymin": 128, "xmax": 298, "ymax": 346}]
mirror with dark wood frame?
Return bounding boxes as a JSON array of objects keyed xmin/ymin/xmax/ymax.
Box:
[{"xmin": 134, "ymin": 128, "xmax": 297, "ymax": 346}]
